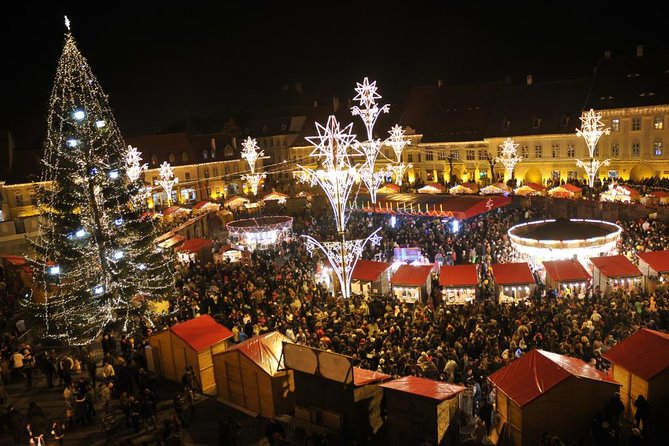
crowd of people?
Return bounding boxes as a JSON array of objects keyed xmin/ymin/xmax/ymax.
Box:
[{"xmin": 1, "ymin": 201, "xmax": 668, "ymax": 445}]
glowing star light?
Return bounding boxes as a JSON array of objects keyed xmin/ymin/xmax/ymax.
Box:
[
  {"xmin": 125, "ymin": 145, "xmax": 148, "ymax": 182},
  {"xmin": 351, "ymin": 77, "xmax": 390, "ymax": 141},
  {"xmin": 241, "ymin": 137, "xmax": 264, "ymax": 174},
  {"xmin": 64, "ymin": 15, "xmax": 71, "ymax": 31},
  {"xmin": 155, "ymin": 161, "xmax": 179, "ymax": 205},
  {"xmin": 575, "ymin": 109, "xmax": 611, "ymax": 188},
  {"xmin": 386, "ymin": 124, "xmax": 411, "ymax": 162},
  {"xmin": 495, "ymin": 138, "xmax": 522, "ymax": 182}
]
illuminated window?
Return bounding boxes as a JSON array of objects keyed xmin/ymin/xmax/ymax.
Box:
[
  {"xmin": 632, "ymin": 142, "xmax": 640, "ymax": 157},
  {"xmin": 654, "ymin": 141, "xmax": 663, "ymax": 156},
  {"xmin": 534, "ymin": 145, "xmax": 542, "ymax": 158},
  {"xmin": 478, "ymin": 149, "xmax": 487, "ymax": 160},
  {"xmin": 632, "ymin": 117, "xmax": 641, "ymax": 131},
  {"xmin": 611, "ymin": 118, "xmax": 620, "ymax": 132},
  {"xmin": 466, "ymin": 150, "xmax": 475, "ymax": 160},
  {"xmin": 150, "ymin": 155, "xmax": 158, "ymax": 166},
  {"xmin": 567, "ymin": 144, "xmax": 575, "ymax": 158},
  {"xmin": 224, "ymin": 146, "xmax": 234, "ymax": 157},
  {"xmin": 611, "ymin": 143, "xmax": 620, "ymax": 157},
  {"xmin": 426, "ymin": 152, "xmax": 433, "ymax": 161},
  {"xmin": 521, "ymin": 145, "xmax": 529, "ymax": 158},
  {"xmin": 654, "ymin": 117, "xmax": 664, "ymax": 130},
  {"xmin": 438, "ymin": 151, "xmax": 446, "ymax": 161},
  {"xmin": 213, "ymin": 167, "xmax": 219, "ymax": 177},
  {"xmin": 551, "ymin": 144, "xmax": 560, "ymax": 158},
  {"xmin": 168, "ymin": 153, "xmax": 176, "ymax": 163},
  {"xmin": 450, "ymin": 150, "xmax": 459, "ymax": 160},
  {"xmin": 204, "ymin": 168, "xmax": 210, "ymax": 178}
]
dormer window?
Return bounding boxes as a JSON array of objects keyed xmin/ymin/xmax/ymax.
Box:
[
  {"xmin": 181, "ymin": 152, "xmax": 188, "ymax": 162},
  {"xmin": 168, "ymin": 153, "xmax": 176, "ymax": 163},
  {"xmin": 639, "ymin": 91, "xmax": 656, "ymax": 97},
  {"xmin": 560, "ymin": 114, "xmax": 570, "ymax": 128},
  {"xmin": 501, "ymin": 118, "xmax": 511, "ymax": 130},
  {"xmin": 626, "ymin": 72, "xmax": 641, "ymax": 78},
  {"xmin": 150, "ymin": 155, "xmax": 158, "ymax": 166},
  {"xmin": 531, "ymin": 116, "xmax": 542, "ymax": 129},
  {"xmin": 224, "ymin": 145, "xmax": 234, "ymax": 157}
]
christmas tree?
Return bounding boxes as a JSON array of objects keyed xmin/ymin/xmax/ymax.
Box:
[{"xmin": 26, "ymin": 18, "xmax": 174, "ymax": 345}]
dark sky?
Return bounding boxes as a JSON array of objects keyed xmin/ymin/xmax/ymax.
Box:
[{"xmin": 5, "ymin": 1, "xmax": 668, "ymax": 148}]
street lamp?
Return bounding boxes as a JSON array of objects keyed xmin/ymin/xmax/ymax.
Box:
[{"xmin": 576, "ymin": 109, "xmax": 611, "ymax": 188}]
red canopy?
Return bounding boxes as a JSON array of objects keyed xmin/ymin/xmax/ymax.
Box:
[
  {"xmin": 353, "ymin": 367, "xmax": 391, "ymax": 386},
  {"xmin": 603, "ymin": 328, "xmax": 669, "ymax": 381},
  {"xmin": 525, "ymin": 182, "xmax": 546, "ymax": 191},
  {"xmin": 491, "ymin": 263, "xmax": 534, "ymax": 285},
  {"xmin": 364, "ymin": 194, "xmax": 511, "ymax": 220},
  {"xmin": 390, "ymin": 265, "xmax": 433, "ymax": 286},
  {"xmin": 192, "ymin": 200, "xmax": 211, "ymax": 210},
  {"xmin": 543, "ymin": 260, "xmax": 591, "ymax": 283},
  {"xmin": 562, "ymin": 183, "xmax": 582, "ymax": 193},
  {"xmin": 590, "ymin": 255, "xmax": 642, "ymax": 278},
  {"xmin": 439, "ymin": 264, "xmax": 478, "ymax": 287},
  {"xmin": 170, "ymin": 315, "xmax": 233, "ymax": 352},
  {"xmin": 488, "ymin": 349, "xmax": 619, "ymax": 407},
  {"xmin": 163, "ymin": 206, "xmax": 189, "ymax": 216},
  {"xmin": 637, "ymin": 250, "xmax": 669, "ymax": 274},
  {"xmin": 221, "ymin": 331, "xmax": 291, "ymax": 376},
  {"xmin": 0, "ymin": 254, "xmax": 26, "ymax": 266},
  {"xmin": 176, "ymin": 238, "xmax": 213, "ymax": 253},
  {"xmin": 380, "ymin": 376, "xmax": 466, "ymax": 401},
  {"xmin": 352, "ymin": 260, "xmax": 392, "ymax": 282}
]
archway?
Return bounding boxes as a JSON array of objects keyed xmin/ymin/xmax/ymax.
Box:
[
  {"xmin": 629, "ymin": 164, "xmax": 654, "ymax": 181},
  {"xmin": 523, "ymin": 168, "xmax": 543, "ymax": 185}
]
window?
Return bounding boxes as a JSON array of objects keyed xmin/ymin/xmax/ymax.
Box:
[
  {"xmin": 450, "ymin": 150, "xmax": 459, "ymax": 160},
  {"xmin": 608, "ymin": 170, "xmax": 619, "ymax": 179},
  {"xmin": 611, "ymin": 118, "xmax": 620, "ymax": 132},
  {"xmin": 497, "ymin": 145, "xmax": 503, "ymax": 158},
  {"xmin": 181, "ymin": 152, "xmax": 188, "ymax": 162},
  {"xmin": 407, "ymin": 153, "xmax": 413, "ymax": 163},
  {"xmin": 567, "ymin": 144, "xmax": 575, "ymax": 158},
  {"xmin": 632, "ymin": 117, "xmax": 641, "ymax": 131},
  {"xmin": 202, "ymin": 150, "xmax": 208, "ymax": 160},
  {"xmin": 281, "ymin": 123, "xmax": 287, "ymax": 131},
  {"xmin": 185, "ymin": 172, "xmax": 191, "ymax": 181},
  {"xmin": 654, "ymin": 141, "xmax": 663, "ymax": 156},
  {"xmin": 466, "ymin": 150, "xmax": 475, "ymax": 160},
  {"xmin": 438, "ymin": 151, "xmax": 446, "ymax": 161},
  {"xmin": 150, "ymin": 155, "xmax": 158, "ymax": 166},
  {"xmin": 478, "ymin": 149, "xmax": 487, "ymax": 160},
  {"xmin": 426, "ymin": 152, "xmax": 433, "ymax": 161},
  {"xmin": 417, "ymin": 153, "xmax": 421, "ymax": 163},
  {"xmin": 521, "ymin": 145, "xmax": 529, "ymax": 158},
  {"xmin": 168, "ymin": 153, "xmax": 176, "ymax": 163},
  {"xmin": 15, "ymin": 194, "xmax": 24, "ymax": 206},
  {"xmin": 213, "ymin": 167, "xmax": 219, "ymax": 177},
  {"xmin": 654, "ymin": 117, "xmax": 664, "ymax": 130},
  {"xmin": 611, "ymin": 143, "xmax": 620, "ymax": 157},
  {"xmin": 531, "ymin": 116, "xmax": 542, "ymax": 129},
  {"xmin": 29, "ymin": 194, "xmax": 36, "ymax": 205},
  {"xmin": 534, "ymin": 145, "xmax": 543, "ymax": 158},
  {"xmin": 632, "ymin": 142, "xmax": 641, "ymax": 157},
  {"xmin": 204, "ymin": 168, "xmax": 210, "ymax": 178},
  {"xmin": 551, "ymin": 144, "xmax": 560, "ymax": 158},
  {"xmin": 215, "ymin": 186, "xmax": 221, "ymax": 195}
]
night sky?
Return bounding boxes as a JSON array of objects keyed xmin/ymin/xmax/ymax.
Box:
[{"xmin": 5, "ymin": 1, "xmax": 668, "ymax": 148}]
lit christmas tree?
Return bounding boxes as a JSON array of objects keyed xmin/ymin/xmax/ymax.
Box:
[{"xmin": 26, "ymin": 18, "xmax": 174, "ymax": 344}]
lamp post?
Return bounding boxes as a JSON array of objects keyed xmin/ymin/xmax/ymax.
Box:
[
  {"xmin": 495, "ymin": 138, "xmax": 522, "ymax": 183},
  {"xmin": 576, "ymin": 109, "xmax": 611, "ymax": 188},
  {"xmin": 298, "ymin": 115, "xmax": 382, "ymax": 300}
]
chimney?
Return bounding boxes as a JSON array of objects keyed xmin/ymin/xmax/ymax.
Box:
[
  {"xmin": 332, "ymin": 97, "xmax": 340, "ymax": 113},
  {"xmin": 313, "ymin": 100, "xmax": 319, "ymax": 107},
  {"xmin": 232, "ymin": 136, "xmax": 237, "ymax": 148},
  {"xmin": 294, "ymin": 81, "xmax": 303, "ymax": 93},
  {"xmin": 347, "ymin": 98, "xmax": 352, "ymax": 108},
  {"xmin": 437, "ymin": 79, "xmax": 444, "ymax": 88},
  {"xmin": 636, "ymin": 44, "xmax": 644, "ymax": 57},
  {"xmin": 210, "ymin": 137, "xmax": 216, "ymax": 150},
  {"xmin": 526, "ymin": 74, "xmax": 533, "ymax": 86},
  {"xmin": 604, "ymin": 50, "xmax": 611, "ymax": 59}
]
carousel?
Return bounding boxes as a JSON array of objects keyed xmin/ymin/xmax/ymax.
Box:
[
  {"xmin": 226, "ymin": 216, "xmax": 293, "ymax": 251},
  {"xmin": 508, "ymin": 218, "xmax": 621, "ymax": 265}
]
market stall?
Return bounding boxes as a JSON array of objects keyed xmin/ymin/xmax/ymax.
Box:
[
  {"xmin": 213, "ymin": 331, "xmax": 294, "ymax": 417},
  {"xmin": 377, "ymin": 183, "xmax": 401, "ymax": 194},
  {"xmin": 542, "ymin": 259, "xmax": 591, "ymax": 297},
  {"xmin": 491, "ymin": 262, "xmax": 535, "ymax": 303},
  {"xmin": 589, "ymin": 254, "xmax": 642, "ymax": 294},
  {"xmin": 600, "ymin": 184, "xmax": 640, "ymax": 203},
  {"xmin": 449, "ymin": 182, "xmax": 478, "ymax": 195},
  {"xmin": 418, "ymin": 183, "xmax": 446, "ymax": 194},
  {"xmin": 637, "ymin": 250, "xmax": 669, "ymax": 283},
  {"xmin": 514, "ymin": 182, "xmax": 546, "ymax": 196},
  {"xmin": 548, "ymin": 183, "xmax": 582, "ymax": 199},
  {"xmin": 226, "ymin": 216, "xmax": 293, "ymax": 251},
  {"xmin": 224, "ymin": 195, "xmax": 250, "ymax": 210},
  {"xmin": 379, "ymin": 377, "xmax": 466, "ymax": 446},
  {"xmin": 213, "ymin": 244, "xmax": 243, "ymax": 263},
  {"xmin": 192, "ymin": 200, "xmax": 220, "ymax": 214},
  {"xmin": 603, "ymin": 328, "xmax": 669, "ymax": 429},
  {"xmin": 263, "ymin": 191, "xmax": 289, "ymax": 204},
  {"xmin": 175, "ymin": 237, "xmax": 213, "ymax": 263},
  {"xmin": 147, "ymin": 315, "xmax": 233, "ymax": 395},
  {"xmin": 480, "ymin": 182, "xmax": 511, "ymax": 195},
  {"xmin": 439, "ymin": 264, "xmax": 478, "ymax": 305},
  {"xmin": 641, "ymin": 190, "xmax": 669, "ymax": 206},
  {"xmin": 488, "ymin": 349, "xmax": 619, "ymax": 446},
  {"xmin": 390, "ymin": 264, "xmax": 434, "ymax": 304},
  {"xmin": 351, "ymin": 260, "xmax": 393, "ymax": 297}
]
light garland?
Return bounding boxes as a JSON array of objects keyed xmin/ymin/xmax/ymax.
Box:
[
  {"xmin": 25, "ymin": 19, "xmax": 175, "ymax": 345},
  {"xmin": 576, "ymin": 109, "xmax": 611, "ymax": 188},
  {"xmin": 495, "ymin": 138, "xmax": 522, "ymax": 182}
]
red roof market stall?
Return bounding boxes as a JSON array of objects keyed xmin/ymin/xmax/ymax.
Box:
[
  {"xmin": 390, "ymin": 264, "xmax": 434, "ymax": 304},
  {"xmin": 589, "ymin": 254, "xmax": 642, "ymax": 294},
  {"xmin": 514, "ymin": 182, "xmax": 546, "ymax": 196},
  {"xmin": 603, "ymin": 328, "xmax": 669, "ymax": 432},
  {"xmin": 542, "ymin": 259, "xmax": 591, "ymax": 296},
  {"xmin": 488, "ymin": 349, "xmax": 620, "ymax": 446},
  {"xmin": 359, "ymin": 194, "xmax": 511, "ymax": 220},
  {"xmin": 418, "ymin": 183, "xmax": 446, "ymax": 194},
  {"xmin": 379, "ymin": 377, "xmax": 466, "ymax": 446},
  {"xmin": 439, "ymin": 264, "xmax": 478, "ymax": 305},
  {"xmin": 491, "ymin": 262, "xmax": 535, "ymax": 303},
  {"xmin": 148, "ymin": 315, "xmax": 233, "ymax": 395},
  {"xmin": 192, "ymin": 200, "xmax": 220, "ymax": 213},
  {"xmin": 175, "ymin": 237, "xmax": 214, "ymax": 263},
  {"xmin": 637, "ymin": 250, "xmax": 669, "ymax": 280},
  {"xmin": 351, "ymin": 260, "xmax": 393, "ymax": 297},
  {"xmin": 377, "ymin": 183, "xmax": 401, "ymax": 194},
  {"xmin": 600, "ymin": 184, "xmax": 640, "ymax": 203},
  {"xmin": 213, "ymin": 331, "xmax": 295, "ymax": 418}
]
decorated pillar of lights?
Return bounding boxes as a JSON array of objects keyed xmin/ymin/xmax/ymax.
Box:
[
  {"xmin": 156, "ymin": 161, "xmax": 178, "ymax": 206},
  {"xmin": 298, "ymin": 115, "xmax": 382, "ymax": 300},
  {"xmin": 575, "ymin": 109, "xmax": 611, "ymax": 188},
  {"xmin": 495, "ymin": 138, "xmax": 522, "ymax": 182},
  {"xmin": 351, "ymin": 78, "xmax": 390, "ymax": 204},
  {"xmin": 240, "ymin": 136, "xmax": 266, "ymax": 196},
  {"xmin": 386, "ymin": 124, "xmax": 412, "ymax": 186}
]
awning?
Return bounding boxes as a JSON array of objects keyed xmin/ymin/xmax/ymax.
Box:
[
  {"xmin": 380, "ymin": 376, "xmax": 466, "ymax": 401},
  {"xmin": 543, "ymin": 260, "xmax": 591, "ymax": 283},
  {"xmin": 352, "ymin": 260, "xmax": 393, "ymax": 282},
  {"xmin": 637, "ymin": 250, "xmax": 669, "ymax": 274},
  {"xmin": 590, "ymin": 255, "xmax": 642, "ymax": 278},
  {"xmin": 491, "ymin": 262, "xmax": 534, "ymax": 285},
  {"xmin": 390, "ymin": 265, "xmax": 433, "ymax": 286},
  {"xmin": 439, "ymin": 264, "xmax": 478, "ymax": 287},
  {"xmin": 176, "ymin": 237, "xmax": 213, "ymax": 253}
]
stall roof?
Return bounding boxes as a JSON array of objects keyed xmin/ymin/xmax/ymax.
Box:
[
  {"xmin": 488, "ymin": 349, "xmax": 619, "ymax": 407},
  {"xmin": 390, "ymin": 264, "xmax": 433, "ymax": 286},
  {"xmin": 176, "ymin": 237, "xmax": 213, "ymax": 253},
  {"xmin": 170, "ymin": 315, "xmax": 233, "ymax": 351},
  {"xmin": 218, "ymin": 331, "xmax": 291, "ymax": 376},
  {"xmin": 590, "ymin": 255, "xmax": 642, "ymax": 278},
  {"xmin": 163, "ymin": 206, "xmax": 190, "ymax": 216},
  {"xmin": 491, "ymin": 263, "xmax": 534, "ymax": 285},
  {"xmin": 361, "ymin": 194, "xmax": 511, "ymax": 220},
  {"xmin": 439, "ymin": 264, "xmax": 478, "ymax": 287},
  {"xmin": 193, "ymin": 200, "xmax": 218, "ymax": 210},
  {"xmin": 353, "ymin": 367, "xmax": 391, "ymax": 386},
  {"xmin": 637, "ymin": 250, "xmax": 669, "ymax": 274},
  {"xmin": 603, "ymin": 328, "xmax": 669, "ymax": 381},
  {"xmin": 543, "ymin": 260, "xmax": 591, "ymax": 283},
  {"xmin": 0, "ymin": 254, "xmax": 26, "ymax": 266},
  {"xmin": 352, "ymin": 260, "xmax": 393, "ymax": 282},
  {"xmin": 380, "ymin": 376, "xmax": 466, "ymax": 401}
]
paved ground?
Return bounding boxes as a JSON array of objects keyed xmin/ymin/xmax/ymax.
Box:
[{"xmin": 0, "ymin": 369, "xmax": 269, "ymax": 445}]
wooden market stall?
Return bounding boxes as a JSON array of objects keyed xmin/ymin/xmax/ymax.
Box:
[
  {"xmin": 603, "ymin": 328, "xmax": 669, "ymax": 433},
  {"xmin": 488, "ymin": 349, "xmax": 620, "ymax": 446},
  {"xmin": 589, "ymin": 254, "xmax": 642, "ymax": 294},
  {"xmin": 192, "ymin": 200, "xmax": 220, "ymax": 214},
  {"xmin": 637, "ymin": 250, "xmax": 669, "ymax": 283},
  {"xmin": 377, "ymin": 183, "xmax": 401, "ymax": 194},
  {"xmin": 175, "ymin": 237, "xmax": 214, "ymax": 263},
  {"xmin": 263, "ymin": 191, "xmax": 289, "ymax": 203},
  {"xmin": 600, "ymin": 184, "xmax": 640, "ymax": 203},
  {"xmin": 491, "ymin": 262, "xmax": 535, "ymax": 303},
  {"xmin": 418, "ymin": 183, "xmax": 446, "ymax": 194},
  {"xmin": 449, "ymin": 182, "xmax": 478, "ymax": 195},
  {"xmin": 439, "ymin": 264, "xmax": 478, "ymax": 305},
  {"xmin": 390, "ymin": 264, "xmax": 434, "ymax": 304},
  {"xmin": 542, "ymin": 259, "xmax": 591, "ymax": 297},
  {"xmin": 280, "ymin": 343, "xmax": 390, "ymax": 444},
  {"xmin": 213, "ymin": 331, "xmax": 295, "ymax": 418},
  {"xmin": 480, "ymin": 183, "xmax": 511, "ymax": 195},
  {"xmin": 548, "ymin": 183, "xmax": 582, "ymax": 199},
  {"xmin": 514, "ymin": 182, "xmax": 546, "ymax": 196},
  {"xmin": 379, "ymin": 376, "xmax": 466, "ymax": 446},
  {"xmin": 351, "ymin": 260, "xmax": 393, "ymax": 297},
  {"xmin": 224, "ymin": 195, "xmax": 250, "ymax": 210},
  {"xmin": 641, "ymin": 190, "xmax": 669, "ymax": 206},
  {"xmin": 148, "ymin": 315, "xmax": 233, "ymax": 395}
]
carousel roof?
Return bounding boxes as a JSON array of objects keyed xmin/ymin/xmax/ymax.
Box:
[{"xmin": 509, "ymin": 218, "xmax": 618, "ymax": 241}]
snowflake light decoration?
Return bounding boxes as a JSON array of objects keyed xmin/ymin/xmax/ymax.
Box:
[
  {"xmin": 155, "ymin": 161, "xmax": 178, "ymax": 206},
  {"xmin": 495, "ymin": 138, "xmax": 522, "ymax": 181},
  {"xmin": 243, "ymin": 172, "xmax": 266, "ymax": 196},
  {"xmin": 125, "ymin": 145, "xmax": 148, "ymax": 182},
  {"xmin": 576, "ymin": 109, "xmax": 610, "ymax": 157},
  {"xmin": 241, "ymin": 136, "xmax": 264, "ymax": 174},
  {"xmin": 351, "ymin": 77, "xmax": 390, "ymax": 141},
  {"xmin": 386, "ymin": 124, "xmax": 411, "ymax": 163}
]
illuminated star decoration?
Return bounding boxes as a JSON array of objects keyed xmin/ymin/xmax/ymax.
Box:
[
  {"xmin": 576, "ymin": 109, "xmax": 611, "ymax": 158},
  {"xmin": 155, "ymin": 161, "xmax": 179, "ymax": 205},
  {"xmin": 241, "ymin": 137, "xmax": 264, "ymax": 174},
  {"xmin": 387, "ymin": 124, "xmax": 411, "ymax": 162},
  {"xmin": 64, "ymin": 15, "xmax": 71, "ymax": 31},
  {"xmin": 351, "ymin": 77, "xmax": 390, "ymax": 141},
  {"xmin": 495, "ymin": 138, "xmax": 522, "ymax": 181},
  {"xmin": 125, "ymin": 145, "xmax": 148, "ymax": 182}
]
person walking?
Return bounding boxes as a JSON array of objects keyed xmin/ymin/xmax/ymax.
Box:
[
  {"xmin": 50, "ymin": 421, "xmax": 65, "ymax": 445},
  {"xmin": 633, "ymin": 394, "xmax": 650, "ymax": 435}
]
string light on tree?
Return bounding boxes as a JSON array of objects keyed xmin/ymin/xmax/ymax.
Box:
[
  {"xmin": 156, "ymin": 161, "xmax": 179, "ymax": 206},
  {"xmin": 495, "ymin": 138, "xmax": 522, "ymax": 182},
  {"xmin": 575, "ymin": 109, "xmax": 611, "ymax": 188}
]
